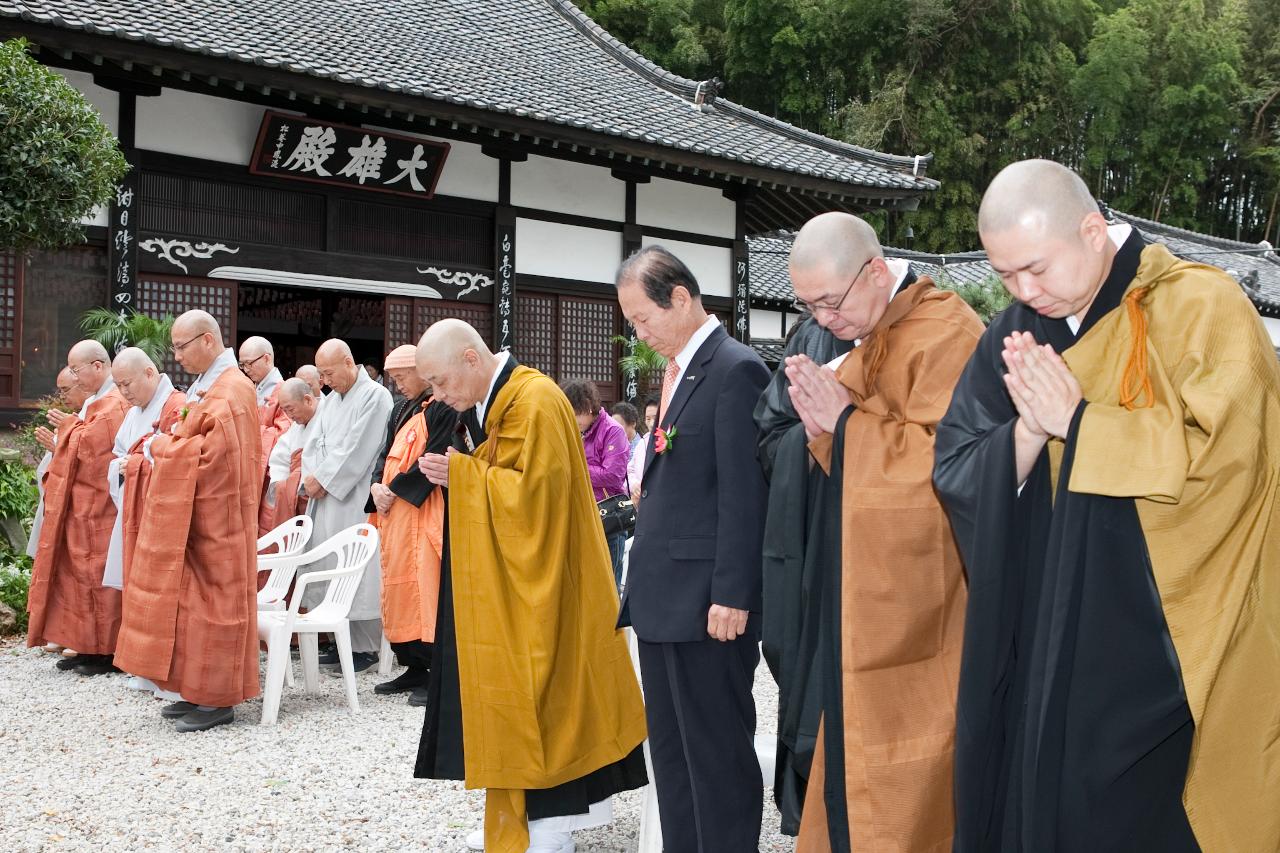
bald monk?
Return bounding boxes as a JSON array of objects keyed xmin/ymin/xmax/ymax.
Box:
[
  {"xmin": 300, "ymin": 339, "xmax": 391, "ymax": 671},
  {"xmin": 103, "ymin": 348, "xmax": 184, "ymax": 592},
  {"xmin": 262, "ymin": 378, "xmax": 321, "ymax": 533},
  {"xmin": 239, "ymin": 336, "xmax": 292, "ymax": 536},
  {"xmin": 26, "ymin": 340, "xmax": 131, "ymax": 675},
  {"xmin": 414, "ymin": 319, "xmax": 647, "ymax": 853},
  {"xmin": 295, "ymin": 364, "xmax": 324, "ymax": 397},
  {"xmin": 113, "ymin": 310, "xmax": 260, "ymax": 733},
  {"xmin": 27, "ymin": 368, "xmax": 89, "ymax": 564},
  {"xmin": 366, "ymin": 345, "xmax": 456, "ymax": 704},
  {"xmin": 934, "ymin": 159, "xmax": 1280, "ymax": 852},
  {"xmin": 778, "ymin": 213, "xmax": 982, "ymax": 851}
]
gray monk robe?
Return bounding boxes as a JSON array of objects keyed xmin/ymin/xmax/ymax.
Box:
[{"xmin": 300, "ymin": 368, "xmax": 392, "ymax": 651}]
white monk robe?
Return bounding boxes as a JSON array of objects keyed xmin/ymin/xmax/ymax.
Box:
[
  {"xmin": 300, "ymin": 368, "xmax": 391, "ymax": 652},
  {"xmin": 104, "ymin": 373, "xmax": 175, "ymax": 591},
  {"xmin": 26, "ymin": 451, "xmax": 52, "ymax": 560}
]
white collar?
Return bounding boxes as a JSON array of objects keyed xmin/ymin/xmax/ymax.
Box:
[
  {"xmin": 80, "ymin": 375, "xmax": 116, "ymax": 417},
  {"xmin": 139, "ymin": 374, "xmax": 174, "ymax": 421},
  {"xmin": 673, "ymin": 316, "xmax": 721, "ymax": 373},
  {"xmin": 1067, "ymin": 224, "xmax": 1134, "ymax": 335},
  {"xmin": 255, "ymin": 367, "xmax": 283, "ymax": 406},
  {"xmin": 477, "ymin": 350, "xmax": 511, "ymax": 426},
  {"xmin": 847, "ymin": 259, "xmax": 912, "ymax": 349}
]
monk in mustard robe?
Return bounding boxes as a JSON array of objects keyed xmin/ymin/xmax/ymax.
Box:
[
  {"xmin": 413, "ymin": 319, "xmax": 647, "ymax": 853},
  {"xmin": 934, "ymin": 159, "xmax": 1280, "ymax": 852},
  {"xmin": 782, "ymin": 213, "xmax": 982, "ymax": 851}
]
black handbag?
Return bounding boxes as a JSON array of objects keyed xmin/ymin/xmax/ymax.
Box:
[{"xmin": 598, "ymin": 493, "xmax": 637, "ymax": 537}]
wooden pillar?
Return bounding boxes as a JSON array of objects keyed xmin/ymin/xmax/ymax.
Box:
[
  {"xmin": 106, "ymin": 91, "xmax": 139, "ymax": 321},
  {"xmin": 493, "ymin": 157, "xmax": 516, "ymax": 352},
  {"xmin": 731, "ymin": 195, "xmax": 750, "ymax": 343}
]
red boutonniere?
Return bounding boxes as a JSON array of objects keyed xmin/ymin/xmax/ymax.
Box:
[{"xmin": 653, "ymin": 425, "xmax": 678, "ymax": 455}]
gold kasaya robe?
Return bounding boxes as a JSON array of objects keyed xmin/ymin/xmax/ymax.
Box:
[
  {"xmin": 804, "ymin": 279, "xmax": 983, "ymax": 852},
  {"xmin": 1058, "ymin": 245, "xmax": 1280, "ymax": 851},
  {"xmin": 447, "ymin": 365, "xmax": 647, "ymax": 853}
]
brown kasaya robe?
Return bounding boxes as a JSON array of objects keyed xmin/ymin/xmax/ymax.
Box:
[
  {"xmin": 113, "ymin": 369, "xmax": 261, "ymax": 707},
  {"xmin": 257, "ymin": 385, "xmax": 292, "ymax": 537},
  {"xmin": 26, "ymin": 387, "xmax": 130, "ymax": 653},
  {"xmin": 803, "ymin": 279, "xmax": 983, "ymax": 852},
  {"xmin": 120, "ymin": 390, "xmax": 186, "ymax": 588}
]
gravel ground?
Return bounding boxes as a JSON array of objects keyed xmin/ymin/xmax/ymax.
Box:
[{"xmin": 0, "ymin": 639, "xmax": 794, "ymax": 852}]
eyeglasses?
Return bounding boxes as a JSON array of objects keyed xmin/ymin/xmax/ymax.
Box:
[
  {"xmin": 238, "ymin": 353, "xmax": 267, "ymax": 372},
  {"xmin": 67, "ymin": 360, "xmax": 103, "ymax": 377},
  {"xmin": 791, "ymin": 257, "xmax": 873, "ymax": 315},
  {"xmin": 173, "ymin": 331, "xmax": 209, "ymax": 353}
]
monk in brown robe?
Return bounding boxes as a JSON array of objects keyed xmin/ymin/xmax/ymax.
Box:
[
  {"xmin": 782, "ymin": 213, "xmax": 983, "ymax": 852},
  {"xmin": 239, "ymin": 336, "xmax": 292, "ymax": 536},
  {"xmin": 366, "ymin": 344, "xmax": 455, "ymax": 704},
  {"xmin": 26, "ymin": 340, "xmax": 131, "ymax": 675},
  {"xmin": 113, "ymin": 310, "xmax": 261, "ymax": 733},
  {"xmin": 263, "ymin": 378, "xmax": 321, "ymax": 534}
]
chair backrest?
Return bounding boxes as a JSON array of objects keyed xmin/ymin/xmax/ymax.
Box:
[
  {"xmin": 295, "ymin": 524, "xmax": 380, "ymax": 620},
  {"xmin": 258, "ymin": 515, "xmax": 313, "ymax": 557}
]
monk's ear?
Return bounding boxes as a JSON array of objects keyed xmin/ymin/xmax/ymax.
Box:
[{"xmin": 1078, "ymin": 211, "xmax": 1109, "ymax": 253}]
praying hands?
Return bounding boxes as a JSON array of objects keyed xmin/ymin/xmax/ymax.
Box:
[
  {"xmin": 784, "ymin": 354, "xmax": 852, "ymax": 440},
  {"xmin": 1001, "ymin": 331, "xmax": 1082, "ymax": 440}
]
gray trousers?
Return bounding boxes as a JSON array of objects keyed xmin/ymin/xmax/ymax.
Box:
[{"xmin": 349, "ymin": 618, "xmax": 383, "ymax": 654}]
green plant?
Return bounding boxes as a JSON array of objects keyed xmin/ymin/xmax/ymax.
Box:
[
  {"xmin": 79, "ymin": 308, "xmax": 175, "ymax": 365},
  {"xmin": 0, "ymin": 38, "xmax": 128, "ymax": 252},
  {"xmin": 612, "ymin": 335, "xmax": 668, "ymax": 401},
  {"xmin": 939, "ymin": 274, "xmax": 1015, "ymax": 325},
  {"xmin": 0, "ymin": 550, "xmax": 32, "ymax": 635},
  {"xmin": 0, "ymin": 455, "xmax": 36, "ymax": 520}
]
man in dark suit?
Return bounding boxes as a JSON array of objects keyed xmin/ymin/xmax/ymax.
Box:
[{"xmin": 616, "ymin": 246, "xmax": 771, "ymax": 852}]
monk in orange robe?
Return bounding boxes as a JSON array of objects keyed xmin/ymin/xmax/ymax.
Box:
[
  {"xmin": 26, "ymin": 340, "xmax": 131, "ymax": 675},
  {"xmin": 262, "ymin": 377, "xmax": 321, "ymax": 535},
  {"xmin": 783, "ymin": 213, "xmax": 983, "ymax": 852},
  {"xmin": 113, "ymin": 310, "xmax": 261, "ymax": 733},
  {"xmin": 239, "ymin": 336, "xmax": 292, "ymax": 536},
  {"xmin": 366, "ymin": 344, "xmax": 456, "ymax": 703}
]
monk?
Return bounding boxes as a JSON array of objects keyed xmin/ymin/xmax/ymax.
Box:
[
  {"xmin": 366, "ymin": 344, "xmax": 456, "ymax": 704},
  {"xmin": 27, "ymin": 368, "xmax": 88, "ymax": 564},
  {"xmin": 414, "ymin": 319, "xmax": 647, "ymax": 853},
  {"xmin": 299, "ymin": 339, "xmax": 392, "ymax": 672},
  {"xmin": 238, "ymin": 336, "xmax": 291, "ymax": 535},
  {"xmin": 780, "ymin": 213, "xmax": 982, "ymax": 852},
  {"xmin": 26, "ymin": 340, "xmax": 130, "ymax": 675},
  {"xmin": 262, "ymin": 378, "xmax": 321, "ymax": 534},
  {"xmin": 295, "ymin": 364, "xmax": 324, "ymax": 397},
  {"xmin": 113, "ymin": 310, "xmax": 261, "ymax": 733},
  {"xmin": 934, "ymin": 160, "xmax": 1280, "ymax": 852}
]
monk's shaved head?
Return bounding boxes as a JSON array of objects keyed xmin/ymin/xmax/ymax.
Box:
[
  {"xmin": 67, "ymin": 339, "xmax": 111, "ymax": 394},
  {"xmin": 978, "ymin": 159, "xmax": 1099, "ymax": 241},
  {"xmin": 69, "ymin": 339, "xmax": 110, "ymax": 364},
  {"xmin": 173, "ymin": 309, "xmax": 220, "ymax": 338},
  {"xmin": 277, "ymin": 377, "xmax": 320, "ymax": 424},
  {"xmin": 279, "ymin": 377, "xmax": 311, "ymax": 403},
  {"xmin": 56, "ymin": 366, "xmax": 88, "ymax": 410},
  {"xmin": 416, "ymin": 319, "xmax": 498, "ymax": 412},
  {"xmin": 238, "ymin": 335, "xmax": 275, "ymax": 382},
  {"xmin": 111, "ymin": 346, "xmax": 163, "ymax": 408},
  {"xmin": 171, "ymin": 309, "xmax": 224, "ymax": 376},
  {"xmin": 295, "ymin": 364, "xmax": 323, "ymax": 396},
  {"xmin": 315, "ymin": 338, "xmax": 359, "ymax": 394},
  {"xmin": 239, "ymin": 336, "xmax": 273, "ymax": 359},
  {"xmin": 112, "ymin": 346, "xmax": 155, "ymax": 374},
  {"xmin": 790, "ymin": 212, "xmax": 883, "ymax": 281}
]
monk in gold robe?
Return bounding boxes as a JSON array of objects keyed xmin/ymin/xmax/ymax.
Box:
[
  {"xmin": 239, "ymin": 336, "xmax": 292, "ymax": 536},
  {"xmin": 413, "ymin": 320, "xmax": 647, "ymax": 853},
  {"xmin": 934, "ymin": 159, "xmax": 1280, "ymax": 852},
  {"xmin": 26, "ymin": 340, "xmax": 130, "ymax": 675},
  {"xmin": 366, "ymin": 345, "xmax": 455, "ymax": 704},
  {"xmin": 263, "ymin": 378, "xmax": 320, "ymax": 534},
  {"xmin": 113, "ymin": 310, "xmax": 261, "ymax": 733},
  {"xmin": 780, "ymin": 213, "xmax": 982, "ymax": 852}
]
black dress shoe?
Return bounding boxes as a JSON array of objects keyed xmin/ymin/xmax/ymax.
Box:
[
  {"xmin": 407, "ymin": 686, "xmax": 430, "ymax": 707},
  {"xmin": 350, "ymin": 652, "xmax": 378, "ymax": 673},
  {"xmin": 175, "ymin": 706, "xmax": 234, "ymax": 733},
  {"xmin": 76, "ymin": 655, "xmax": 120, "ymax": 676},
  {"xmin": 374, "ymin": 669, "xmax": 428, "ymax": 695},
  {"xmin": 317, "ymin": 649, "xmax": 339, "ymax": 666},
  {"xmin": 161, "ymin": 701, "xmax": 198, "ymax": 719},
  {"xmin": 55, "ymin": 657, "xmax": 82, "ymax": 671}
]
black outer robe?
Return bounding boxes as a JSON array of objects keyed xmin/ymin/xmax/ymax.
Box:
[
  {"xmin": 754, "ymin": 316, "xmax": 853, "ymax": 835},
  {"xmin": 932, "ymin": 230, "xmax": 1199, "ymax": 852}
]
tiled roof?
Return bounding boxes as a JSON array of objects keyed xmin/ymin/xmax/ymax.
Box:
[{"xmin": 0, "ymin": 0, "xmax": 937, "ymax": 201}]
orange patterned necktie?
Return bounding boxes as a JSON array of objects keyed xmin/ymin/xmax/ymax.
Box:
[{"xmin": 658, "ymin": 359, "xmax": 681, "ymax": 424}]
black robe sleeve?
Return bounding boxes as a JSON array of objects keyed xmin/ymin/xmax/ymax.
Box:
[
  {"xmin": 364, "ymin": 397, "xmax": 408, "ymax": 514},
  {"xmin": 386, "ymin": 400, "xmax": 458, "ymax": 508}
]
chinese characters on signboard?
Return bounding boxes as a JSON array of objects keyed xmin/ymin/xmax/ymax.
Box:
[
  {"xmin": 250, "ymin": 112, "xmax": 450, "ymax": 199},
  {"xmin": 494, "ymin": 218, "xmax": 515, "ymax": 352},
  {"xmin": 733, "ymin": 254, "xmax": 750, "ymax": 342},
  {"xmin": 107, "ymin": 168, "xmax": 139, "ymax": 321}
]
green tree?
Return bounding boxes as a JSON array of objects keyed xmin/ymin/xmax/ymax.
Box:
[{"xmin": 0, "ymin": 38, "xmax": 128, "ymax": 252}]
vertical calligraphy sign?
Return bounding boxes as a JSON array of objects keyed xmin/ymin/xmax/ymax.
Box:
[
  {"xmin": 493, "ymin": 210, "xmax": 516, "ymax": 352},
  {"xmin": 107, "ymin": 166, "xmax": 140, "ymax": 326},
  {"xmin": 622, "ymin": 222, "xmax": 643, "ymax": 401},
  {"xmin": 732, "ymin": 244, "xmax": 750, "ymax": 343}
]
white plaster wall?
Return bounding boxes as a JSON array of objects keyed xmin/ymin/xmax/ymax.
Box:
[
  {"xmin": 750, "ymin": 309, "xmax": 785, "ymax": 338},
  {"xmin": 1262, "ymin": 316, "xmax": 1280, "ymax": 348},
  {"xmin": 637, "ymin": 177, "xmax": 736, "ymax": 240},
  {"xmin": 136, "ymin": 88, "xmax": 271, "ymax": 165},
  {"xmin": 512, "ymin": 155, "xmax": 624, "ymax": 221},
  {"xmin": 362, "ymin": 127, "xmax": 498, "ymax": 202},
  {"xmin": 784, "ymin": 311, "xmax": 802, "ymax": 334},
  {"xmin": 51, "ymin": 68, "xmax": 119, "ymax": 135},
  {"xmin": 641, "ymin": 236, "xmax": 732, "ymax": 298},
  {"xmin": 516, "ymin": 219, "xmax": 622, "ymax": 283}
]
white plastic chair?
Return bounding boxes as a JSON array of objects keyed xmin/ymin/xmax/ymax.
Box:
[
  {"xmin": 257, "ymin": 514, "xmax": 313, "ymax": 557},
  {"xmin": 257, "ymin": 515, "xmax": 314, "ymax": 612},
  {"xmin": 378, "ymin": 633, "xmax": 394, "ymax": 677},
  {"xmin": 258, "ymin": 523, "xmax": 380, "ymax": 726}
]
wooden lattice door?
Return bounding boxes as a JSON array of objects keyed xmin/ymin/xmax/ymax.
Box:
[
  {"xmin": 385, "ymin": 297, "xmax": 496, "ymax": 352},
  {"xmin": 0, "ymin": 252, "xmax": 20, "ymax": 407},
  {"xmin": 136, "ymin": 276, "xmax": 237, "ymax": 387}
]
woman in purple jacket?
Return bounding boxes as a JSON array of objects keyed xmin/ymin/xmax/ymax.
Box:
[{"xmin": 561, "ymin": 378, "xmax": 631, "ymax": 590}]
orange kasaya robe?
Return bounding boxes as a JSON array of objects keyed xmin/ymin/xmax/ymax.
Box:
[
  {"xmin": 257, "ymin": 385, "xmax": 292, "ymax": 537},
  {"xmin": 267, "ymin": 448, "xmax": 308, "ymax": 535},
  {"xmin": 119, "ymin": 389, "xmax": 187, "ymax": 589},
  {"xmin": 113, "ymin": 368, "xmax": 261, "ymax": 707},
  {"xmin": 369, "ymin": 404, "xmax": 443, "ymax": 644},
  {"xmin": 801, "ymin": 279, "xmax": 983, "ymax": 853},
  {"xmin": 26, "ymin": 387, "xmax": 131, "ymax": 653}
]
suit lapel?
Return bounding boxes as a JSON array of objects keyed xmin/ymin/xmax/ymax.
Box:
[{"xmin": 642, "ymin": 327, "xmax": 727, "ymax": 481}]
